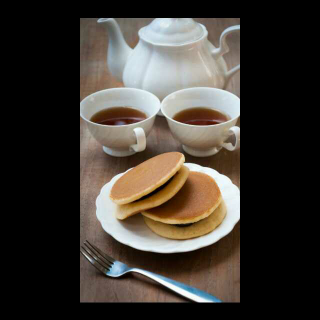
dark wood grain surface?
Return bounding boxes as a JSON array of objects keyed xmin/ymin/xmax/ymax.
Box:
[{"xmin": 80, "ymin": 18, "xmax": 240, "ymax": 303}]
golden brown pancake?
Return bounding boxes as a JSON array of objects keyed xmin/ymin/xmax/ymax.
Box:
[
  {"xmin": 143, "ymin": 200, "xmax": 227, "ymax": 240},
  {"xmin": 141, "ymin": 171, "xmax": 222, "ymax": 224},
  {"xmin": 110, "ymin": 152, "xmax": 185, "ymax": 205},
  {"xmin": 115, "ymin": 166, "xmax": 189, "ymax": 220}
]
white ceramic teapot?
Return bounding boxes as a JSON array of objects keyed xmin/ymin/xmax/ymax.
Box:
[{"xmin": 98, "ymin": 18, "xmax": 240, "ymax": 101}]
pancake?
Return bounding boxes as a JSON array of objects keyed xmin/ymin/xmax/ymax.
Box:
[
  {"xmin": 141, "ymin": 171, "xmax": 222, "ymax": 224},
  {"xmin": 143, "ymin": 200, "xmax": 227, "ymax": 240},
  {"xmin": 110, "ymin": 152, "xmax": 185, "ymax": 205},
  {"xmin": 115, "ymin": 165, "xmax": 189, "ymax": 220}
]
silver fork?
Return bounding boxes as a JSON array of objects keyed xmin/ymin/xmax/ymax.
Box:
[{"xmin": 80, "ymin": 240, "xmax": 222, "ymax": 303}]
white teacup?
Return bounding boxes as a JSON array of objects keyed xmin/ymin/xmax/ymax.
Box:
[
  {"xmin": 80, "ymin": 88, "xmax": 161, "ymax": 157},
  {"xmin": 161, "ymin": 87, "xmax": 240, "ymax": 157}
]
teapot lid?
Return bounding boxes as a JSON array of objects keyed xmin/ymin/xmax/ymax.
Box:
[{"xmin": 139, "ymin": 18, "xmax": 204, "ymax": 45}]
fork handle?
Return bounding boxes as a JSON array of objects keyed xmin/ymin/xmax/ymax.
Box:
[{"xmin": 130, "ymin": 268, "xmax": 221, "ymax": 303}]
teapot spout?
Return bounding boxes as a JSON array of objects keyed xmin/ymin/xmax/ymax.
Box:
[{"xmin": 98, "ymin": 18, "xmax": 133, "ymax": 82}]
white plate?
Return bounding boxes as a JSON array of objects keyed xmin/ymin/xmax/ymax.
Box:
[{"xmin": 96, "ymin": 163, "xmax": 240, "ymax": 254}]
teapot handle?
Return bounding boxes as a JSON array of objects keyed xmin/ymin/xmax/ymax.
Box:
[{"xmin": 211, "ymin": 25, "xmax": 240, "ymax": 89}]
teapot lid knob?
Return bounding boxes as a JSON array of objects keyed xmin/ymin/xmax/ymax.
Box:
[{"xmin": 139, "ymin": 18, "xmax": 204, "ymax": 45}]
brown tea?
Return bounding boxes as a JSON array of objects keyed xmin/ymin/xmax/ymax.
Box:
[
  {"xmin": 173, "ymin": 107, "xmax": 229, "ymax": 126},
  {"xmin": 90, "ymin": 107, "xmax": 147, "ymax": 126}
]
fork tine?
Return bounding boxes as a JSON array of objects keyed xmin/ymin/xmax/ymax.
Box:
[
  {"xmin": 80, "ymin": 247, "xmax": 109, "ymax": 275},
  {"xmin": 85, "ymin": 240, "xmax": 115, "ymax": 264},
  {"xmin": 82, "ymin": 245, "xmax": 112, "ymax": 270}
]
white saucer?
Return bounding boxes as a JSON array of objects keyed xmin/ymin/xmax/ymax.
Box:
[{"xmin": 96, "ymin": 163, "xmax": 240, "ymax": 253}]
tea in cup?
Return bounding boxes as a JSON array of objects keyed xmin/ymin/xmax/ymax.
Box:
[
  {"xmin": 80, "ymin": 88, "xmax": 161, "ymax": 157},
  {"xmin": 161, "ymin": 87, "xmax": 240, "ymax": 157}
]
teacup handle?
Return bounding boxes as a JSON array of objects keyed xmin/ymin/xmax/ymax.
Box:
[
  {"xmin": 211, "ymin": 25, "xmax": 240, "ymax": 89},
  {"xmin": 130, "ymin": 127, "xmax": 146, "ymax": 152},
  {"xmin": 222, "ymin": 126, "xmax": 240, "ymax": 151}
]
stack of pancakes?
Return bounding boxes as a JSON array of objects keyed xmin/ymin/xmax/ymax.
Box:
[{"xmin": 109, "ymin": 152, "xmax": 226, "ymax": 240}]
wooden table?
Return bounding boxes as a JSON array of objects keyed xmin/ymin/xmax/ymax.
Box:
[{"xmin": 80, "ymin": 18, "xmax": 240, "ymax": 303}]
